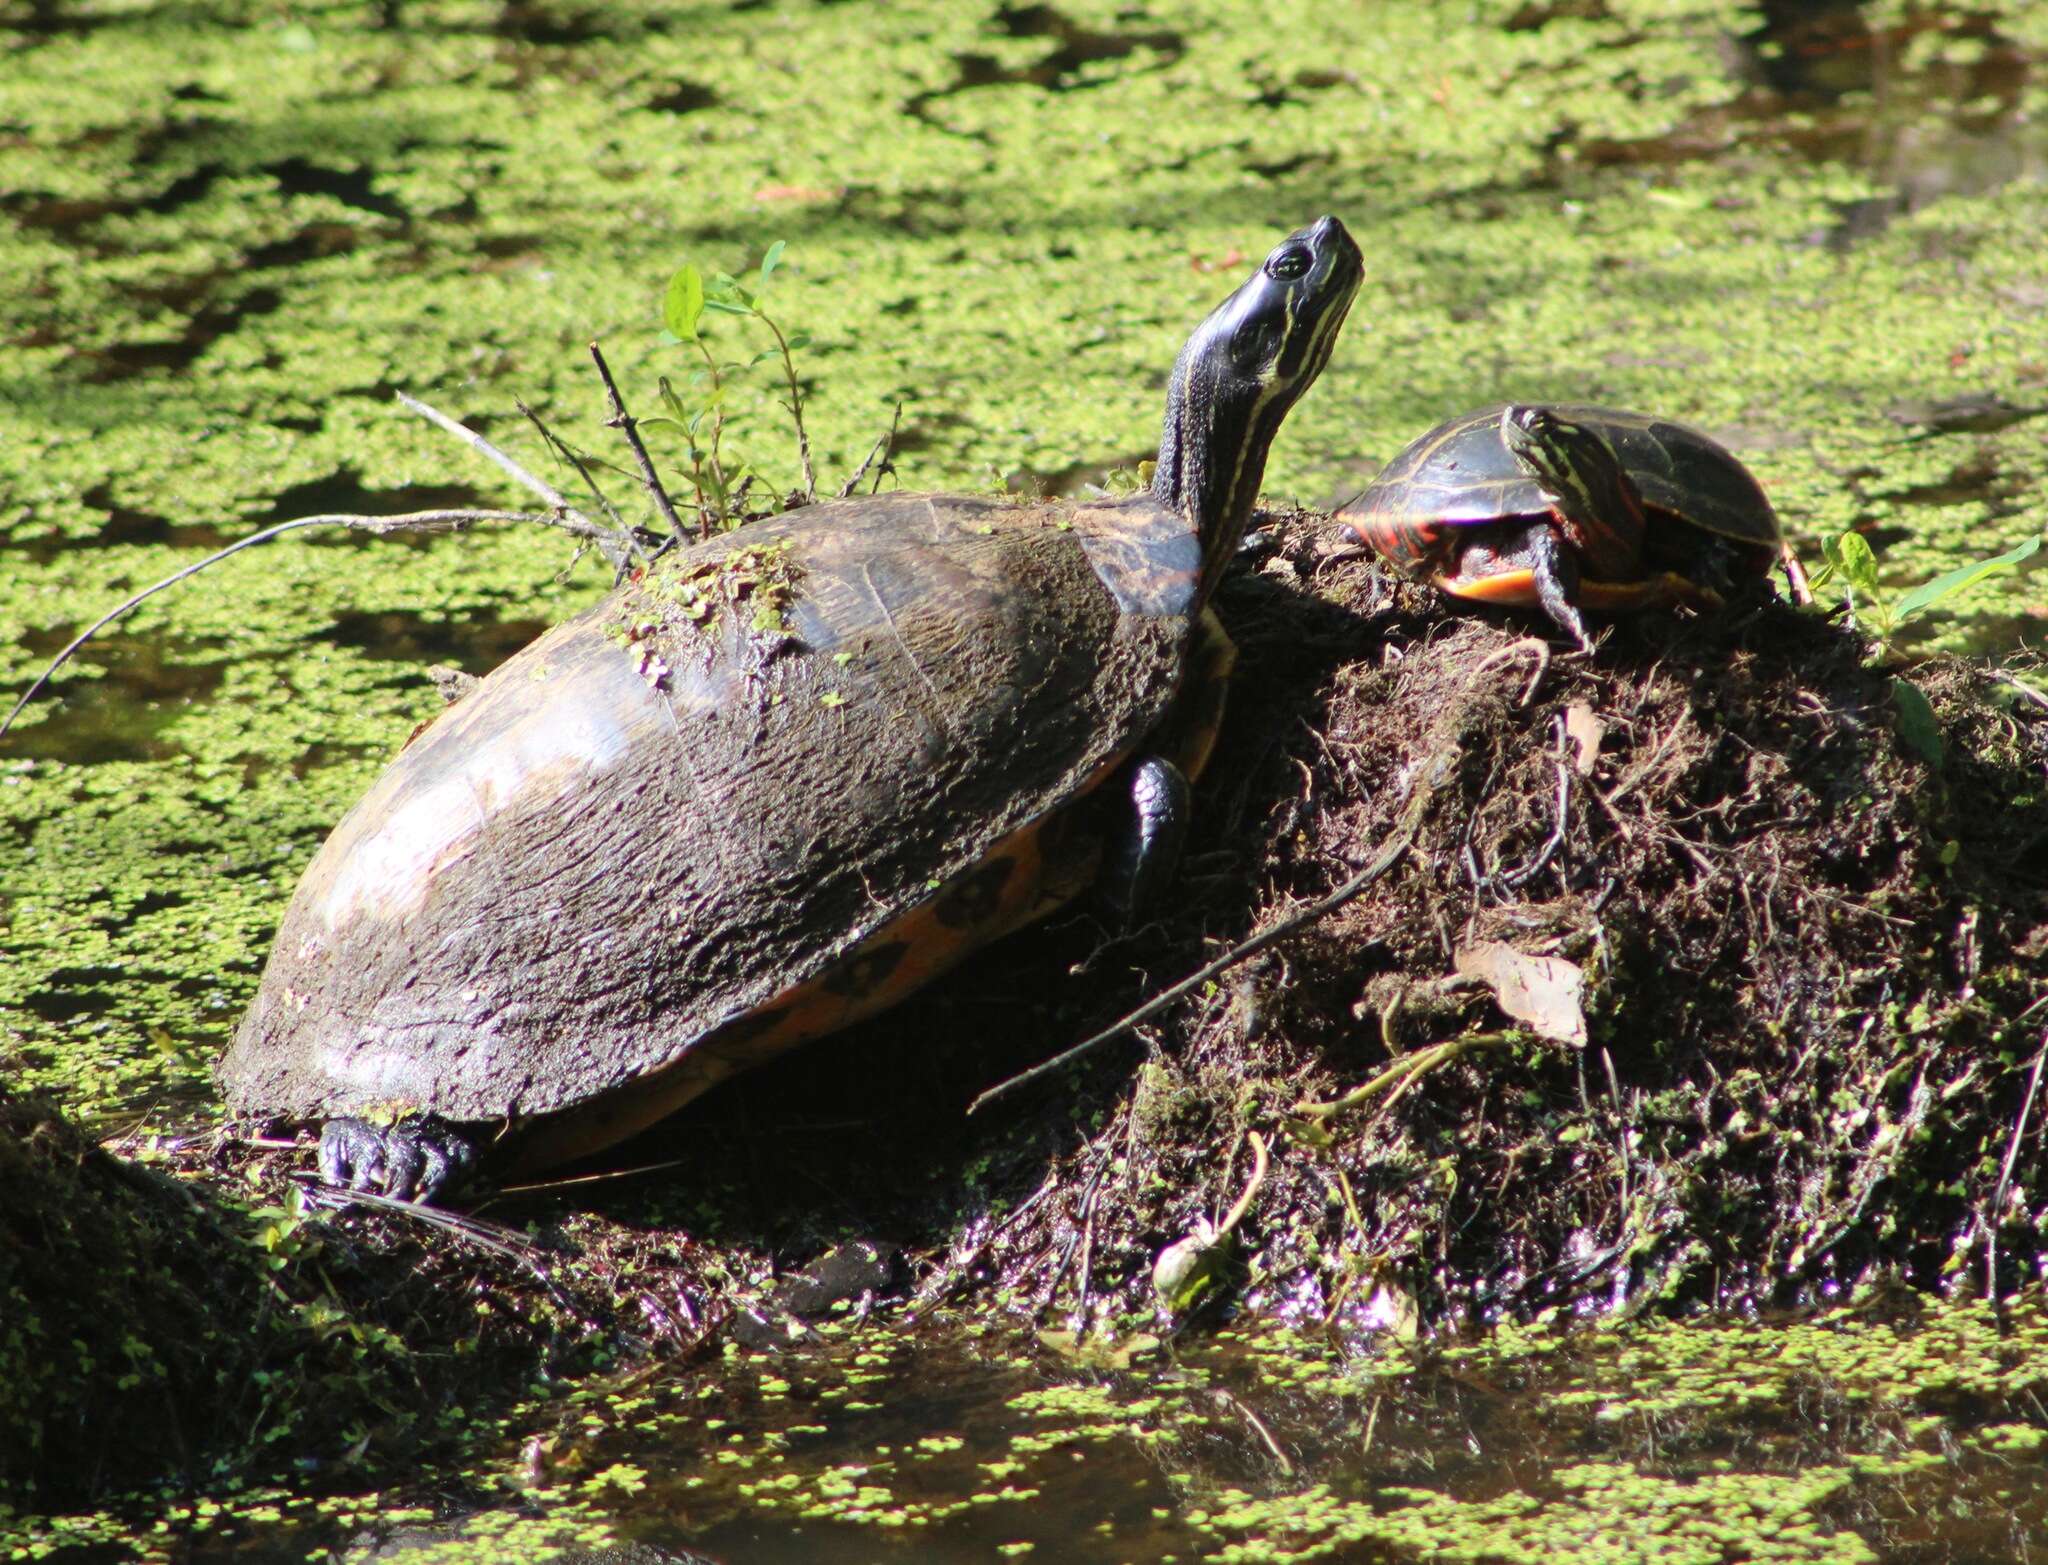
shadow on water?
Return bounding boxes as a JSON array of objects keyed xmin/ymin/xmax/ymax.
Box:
[
  {"xmin": 906, "ymin": 2, "xmax": 1185, "ymax": 133},
  {"xmin": 0, "ymin": 471, "xmax": 500, "ymax": 563},
  {"xmin": 326, "ymin": 607, "xmax": 551, "ymax": 672},
  {"xmin": 938, "ymin": 2, "xmax": 1183, "ymax": 95},
  {"xmin": 1548, "ymin": 0, "xmax": 2046, "ymax": 249},
  {"xmin": 0, "ymin": 627, "xmax": 230, "ymax": 765},
  {"xmin": 0, "ymin": 488, "xmax": 246, "ymax": 564},
  {"xmin": 258, "ymin": 468, "xmax": 500, "ymax": 527},
  {"xmin": 1, "ymin": 604, "xmax": 546, "ymax": 768}
]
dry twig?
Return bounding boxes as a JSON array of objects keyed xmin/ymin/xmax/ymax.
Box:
[
  {"xmin": 838, "ymin": 403, "xmax": 903, "ymax": 499},
  {"xmin": 588, "ymin": 341, "xmax": 690, "ymax": 546},
  {"xmin": 1, "ymin": 510, "xmax": 534, "ymax": 741}
]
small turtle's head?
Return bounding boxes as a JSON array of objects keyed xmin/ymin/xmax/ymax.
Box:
[
  {"xmin": 1502, "ymin": 403, "xmax": 1647, "ymax": 557},
  {"xmin": 1153, "ymin": 216, "xmax": 1363, "ymax": 596}
]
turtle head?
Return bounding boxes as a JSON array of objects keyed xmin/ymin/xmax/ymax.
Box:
[
  {"xmin": 1153, "ymin": 215, "xmax": 1363, "ymax": 596},
  {"xmin": 1502, "ymin": 404, "xmax": 1648, "ymax": 562}
]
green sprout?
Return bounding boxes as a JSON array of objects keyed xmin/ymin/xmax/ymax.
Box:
[
  {"xmin": 652, "ymin": 240, "xmax": 816, "ymax": 534},
  {"xmin": 1811, "ymin": 528, "xmax": 2041, "ymax": 659},
  {"xmin": 1808, "ymin": 527, "xmax": 2043, "ymax": 768}
]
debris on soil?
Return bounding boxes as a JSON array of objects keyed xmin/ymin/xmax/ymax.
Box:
[
  {"xmin": 972, "ymin": 507, "xmax": 2048, "ymax": 1331},
  {"xmin": 12, "ymin": 506, "xmax": 2048, "ymax": 1501}
]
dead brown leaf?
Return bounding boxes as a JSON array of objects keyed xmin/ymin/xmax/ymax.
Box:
[{"xmin": 1454, "ymin": 941, "xmax": 1587, "ymax": 1047}]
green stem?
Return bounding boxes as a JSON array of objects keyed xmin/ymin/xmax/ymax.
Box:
[
  {"xmin": 692, "ymin": 338, "xmax": 731, "ymax": 535},
  {"xmin": 759, "ymin": 311, "xmax": 815, "ymax": 502}
]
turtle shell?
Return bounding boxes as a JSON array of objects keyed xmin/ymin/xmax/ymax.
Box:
[
  {"xmin": 219, "ymin": 490, "xmax": 1198, "ymax": 1137},
  {"xmin": 1347, "ymin": 403, "xmax": 1781, "ymax": 560}
]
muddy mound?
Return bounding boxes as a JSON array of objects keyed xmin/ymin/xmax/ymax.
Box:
[
  {"xmin": 963, "ymin": 515, "xmax": 2048, "ymax": 1324},
  {"xmin": 18, "ymin": 508, "xmax": 2048, "ymax": 1501}
]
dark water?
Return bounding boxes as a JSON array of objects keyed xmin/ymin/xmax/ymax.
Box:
[{"xmin": 114, "ymin": 1299, "xmax": 2048, "ymax": 1564}]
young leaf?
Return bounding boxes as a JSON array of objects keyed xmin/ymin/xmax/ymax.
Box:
[
  {"xmin": 1890, "ymin": 677, "xmax": 1944, "ymax": 767},
  {"xmin": 785, "ymin": 331, "xmax": 812, "ymax": 350},
  {"xmin": 759, "ymin": 239, "xmax": 786, "ymax": 285},
  {"xmin": 1829, "ymin": 530, "xmax": 1882, "ymax": 600},
  {"xmin": 705, "ymin": 271, "xmax": 755, "ymax": 309},
  {"xmin": 662, "ymin": 265, "xmax": 705, "ymax": 342},
  {"xmin": 1893, "ymin": 534, "xmax": 2042, "ymax": 626}
]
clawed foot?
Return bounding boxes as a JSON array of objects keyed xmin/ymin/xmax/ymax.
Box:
[{"xmin": 318, "ymin": 1115, "xmax": 477, "ymax": 1204}]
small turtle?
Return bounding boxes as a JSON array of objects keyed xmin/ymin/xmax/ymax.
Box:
[
  {"xmin": 219, "ymin": 218, "xmax": 1363, "ymax": 1202},
  {"xmin": 1341, "ymin": 403, "xmax": 1782, "ymax": 649}
]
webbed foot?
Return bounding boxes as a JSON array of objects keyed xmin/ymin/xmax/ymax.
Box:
[{"xmin": 318, "ymin": 1115, "xmax": 478, "ymax": 1204}]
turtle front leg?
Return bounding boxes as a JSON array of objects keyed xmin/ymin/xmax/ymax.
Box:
[
  {"xmin": 1525, "ymin": 524, "xmax": 1595, "ymax": 653},
  {"xmin": 1102, "ymin": 756, "xmax": 1192, "ymax": 922},
  {"xmin": 319, "ymin": 1115, "xmax": 478, "ymax": 1204}
]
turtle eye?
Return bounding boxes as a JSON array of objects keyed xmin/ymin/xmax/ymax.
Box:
[{"xmin": 1267, "ymin": 247, "xmax": 1311, "ymax": 281}]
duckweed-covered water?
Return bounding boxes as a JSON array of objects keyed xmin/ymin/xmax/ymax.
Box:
[
  {"xmin": 5, "ymin": 0, "xmax": 2048, "ymax": 1556},
  {"xmin": 14, "ymin": 1294, "xmax": 2047, "ymax": 1562}
]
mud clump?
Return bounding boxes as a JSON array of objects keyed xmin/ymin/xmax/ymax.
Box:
[
  {"xmin": 0, "ymin": 1084, "xmax": 650, "ymax": 1505},
  {"xmin": 0, "ymin": 1087, "xmax": 274, "ymax": 1500}
]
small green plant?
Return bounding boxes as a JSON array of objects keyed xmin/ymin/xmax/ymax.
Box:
[
  {"xmin": 1809, "ymin": 527, "xmax": 2043, "ymax": 769},
  {"xmin": 652, "ymin": 240, "xmax": 816, "ymax": 533},
  {"xmin": 1811, "ymin": 528, "xmax": 2041, "ymax": 658}
]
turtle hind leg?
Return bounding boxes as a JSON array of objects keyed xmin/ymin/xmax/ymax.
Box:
[
  {"xmin": 319, "ymin": 1115, "xmax": 479, "ymax": 1204},
  {"xmin": 1525, "ymin": 524, "xmax": 1595, "ymax": 653},
  {"xmin": 1102, "ymin": 756, "xmax": 1191, "ymax": 923}
]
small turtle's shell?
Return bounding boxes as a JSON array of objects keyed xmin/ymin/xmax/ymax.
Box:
[
  {"xmin": 1346, "ymin": 403, "xmax": 1780, "ymax": 575},
  {"xmin": 219, "ymin": 491, "xmax": 1200, "ymax": 1146}
]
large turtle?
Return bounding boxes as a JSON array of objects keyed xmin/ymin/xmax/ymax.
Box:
[{"xmin": 219, "ymin": 217, "xmax": 1363, "ymax": 1201}]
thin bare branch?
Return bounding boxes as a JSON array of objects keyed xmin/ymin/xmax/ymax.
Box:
[
  {"xmin": 588, "ymin": 341, "xmax": 689, "ymax": 547},
  {"xmin": 516, "ymin": 403, "xmax": 627, "ymax": 532},
  {"xmin": 1, "ymin": 510, "xmax": 539, "ymax": 742},
  {"xmin": 515, "ymin": 398, "xmax": 647, "ymax": 576},
  {"xmin": 838, "ymin": 404, "xmax": 904, "ymax": 500},
  {"xmin": 1987, "ymin": 1034, "xmax": 2048, "ymax": 1305},
  {"xmin": 968, "ymin": 804, "xmax": 1423, "ymax": 1114},
  {"xmin": 396, "ymin": 391, "xmax": 589, "ymax": 522}
]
